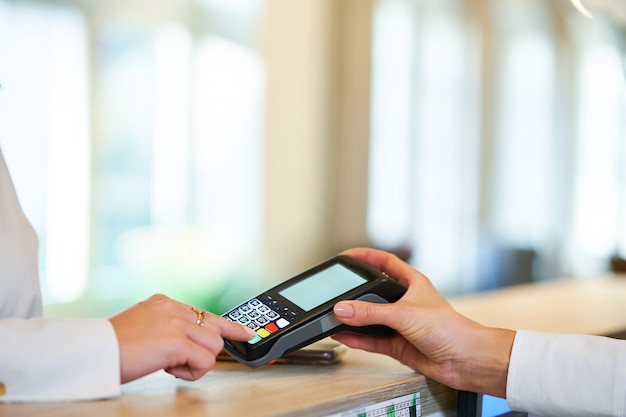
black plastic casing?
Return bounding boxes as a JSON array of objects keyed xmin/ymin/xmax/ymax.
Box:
[{"xmin": 222, "ymin": 255, "xmax": 407, "ymax": 368}]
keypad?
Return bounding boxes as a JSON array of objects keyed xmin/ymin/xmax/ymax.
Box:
[{"xmin": 223, "ymin": 297, "xmax": 295, "ymax": 344}]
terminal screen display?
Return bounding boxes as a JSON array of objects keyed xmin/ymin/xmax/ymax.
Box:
[{"xmin": 278, "ymin": 264, "xmax": 367, "ymax": 311}]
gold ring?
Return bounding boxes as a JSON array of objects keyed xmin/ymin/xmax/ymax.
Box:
[{"xmin": 191, "ymin": 307, "xmax": 207, "ymax": 327}]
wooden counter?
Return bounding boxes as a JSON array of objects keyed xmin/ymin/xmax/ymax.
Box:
[
  {"xmin": 1, "ymin": 348, "xmax": 457, "ymax": 417},
  {"xmin": 451, "ymin": 274, "xmax": 626, "ymax": 337}
]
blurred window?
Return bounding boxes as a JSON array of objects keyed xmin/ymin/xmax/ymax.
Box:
[
  {"xmin": 369, "ymin": 0, "xmax": 481, "ymax": 293},
  {"xmin": 569, "ymin": 17, "xmax": 626, "ymax": 273},
  {"xmin": 0, "ymin": 0, "xmax": 265, "ymax": 312},
  {"xmin": 0, "ymin": 2, "xmax": 90, "ymax": 302},
  {"xmin": 369, "ymin": 0, "xmax": 626, "ymax": 292}
]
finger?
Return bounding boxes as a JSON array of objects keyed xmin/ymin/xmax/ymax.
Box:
[
  {"xmin": 186, "ymin": 306, "xmax": 255, "ymax": 341},
  {"xmin": 190, "ymin": 312, "xmax": 256, "ymax": 342},
  {"xmin": 333, "ymin": 299, "xmax": 399, "ymax": 329},
  {"xmin": 165, "ymin": 366, "xmax": 197, "ymax": 380},
  {"xmin": 166, "ymin": 362, "xmax": 211, "ymax": 381},
  {"xmin": 184, "ymin": 316, "xmax": 256, "ymax": 357},
  {"xmin": 331, "ymin": 332, "xmax": 392, "ymax": 355},
  {"xmin": 164, "ymin": 346, "xmax": 215, "ymax": 381},
  {"xmin": 331, "ymin": 333, "xmax": 436, "ymax": 378},
  {"xmin": 340, "ymin": 248, "xmax": 422, "ymax": 289},
  {"xmin": 331, "ymin": 332, "xmax": 415, "ymax": 363},
  {"xmin": 184, "ymin": 324, "xmax": 227, "ymax": 357},
  {"xmin": 215, "ymin": 315, "xmax": 258, "ymax": 341},
  {"xmin": 166, "ymin": 338, "xmax": 218, "ymax": 381}
]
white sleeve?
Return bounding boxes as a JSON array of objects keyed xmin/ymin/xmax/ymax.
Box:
[
  {"xmin": 0, "ymin": 149, "xmax": 42, "ymax": 319},
  {"xmin": 0, "ymin": 317, "xmax": 121, "ymax": 402},
  {"xmin": 506, "ymin": 329, "xmax": 626, "ymax": 417}
]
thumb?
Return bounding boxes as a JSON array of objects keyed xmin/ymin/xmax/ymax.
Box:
[{"xmin": 333, "ymin": 300, "xmax": 396, "ymax": 329}]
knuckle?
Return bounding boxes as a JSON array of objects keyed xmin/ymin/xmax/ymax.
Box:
[
  {"xmin": 149, "ymin": 293, "xmax": 169, "ymax": 302},
  {"xmin": 359, "ymin": 301, "xmax": 377, "ymax": 319}
]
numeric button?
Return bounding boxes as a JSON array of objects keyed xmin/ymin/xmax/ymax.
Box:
[{"xmin": 228, "ymin": 310, "xmax": 242, "ymax": 320}]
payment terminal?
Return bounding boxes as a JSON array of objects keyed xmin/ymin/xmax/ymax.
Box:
[{"xmin": 221, "ymin": 255, "xmax": 407, "ymax": 368}]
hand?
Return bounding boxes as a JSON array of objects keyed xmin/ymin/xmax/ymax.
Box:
[
  {"xmin": 109, "ymin": 294, "xmax": 256, "ymax": 383},
  {"xmin": 331, "ymin": 248, "xmax": 515, "ymax": 398}
]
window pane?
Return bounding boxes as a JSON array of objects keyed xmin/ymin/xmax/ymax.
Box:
[
  {"xmin": 1, "ymin": 0, "xmax": 266, "ymax": 313},
  {"xmin": 368, "ymin": 0, "xmax": 416, "ymax": 249},
  {"xmin": 569, "ymin": 17, "xmax": 626, "ymax": 273},
  {"xmin": 0, "ymin": 2, "xmax": 90, "ymax": 303},
  {"xmin": 369, "ymin": 0, "xmax": 481, "ymax": 293}
]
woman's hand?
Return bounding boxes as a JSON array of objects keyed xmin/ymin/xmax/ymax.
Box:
[
  {"xmin": 109, "ymin": 294, "xmax": 255, "ymax": 383},
  {"xmin": 332, "ymin": 248, "xmax": 515, "ymax": 398}
]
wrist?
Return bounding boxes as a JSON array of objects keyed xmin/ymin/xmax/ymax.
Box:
[{"xmin": 459, "ymin": 326, "xmax": 515, "ymax": 398}]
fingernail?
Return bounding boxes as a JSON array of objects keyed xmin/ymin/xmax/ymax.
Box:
[{"xmin": 333, "ymin": 302, "xmax": 354, "ymax": 318}]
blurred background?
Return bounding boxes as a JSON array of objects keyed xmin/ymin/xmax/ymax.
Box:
[{"xmin": 0, "ymin": 0, "xmax": 625, "ymax": 317}]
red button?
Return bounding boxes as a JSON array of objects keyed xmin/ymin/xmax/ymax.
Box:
[{"xmin": 266, "ymin": 323, "xmax": 278, "ymax": 333}]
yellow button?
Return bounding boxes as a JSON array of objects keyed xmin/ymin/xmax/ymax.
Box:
[
  {"xmin": 0, "ymin": 382, "xmax": 6, "ymax": 396},
  {"xmin": 257, "ymin": 328, "xmax": 271, "ymax": 338}
]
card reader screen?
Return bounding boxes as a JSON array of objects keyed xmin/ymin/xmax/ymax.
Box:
[{"xmin": 278, "ymin": 264, "xmax": 367, "ymax": 312}]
